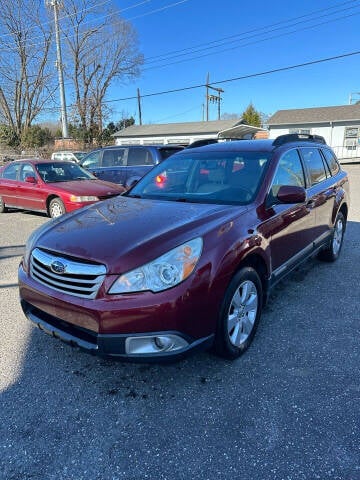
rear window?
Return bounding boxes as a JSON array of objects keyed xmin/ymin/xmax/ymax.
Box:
[{"xmin": 158, "ymin": 147, "xmax": 184, "ymax": 161}]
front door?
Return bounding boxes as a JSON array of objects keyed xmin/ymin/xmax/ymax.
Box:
[{"xmin": 259, "ymin": 148, "xmax": 316, "ymax": 277}]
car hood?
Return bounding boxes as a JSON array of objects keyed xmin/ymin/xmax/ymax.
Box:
[
  {"xmin": 33, "ymin": 196, "xmax": 248, "ymax": 274},
  {"xmin": 48, "ymin": 179, "xmax": 124, "ymax": 195}
]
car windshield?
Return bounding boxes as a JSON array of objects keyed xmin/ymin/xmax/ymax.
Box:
[
  {"xmin": 36, "ymin": 162, "xmax": 96, "ymax": 183},
  {"xmin": 127, "ymin": 150, "xmax": 271, "ymax": 205}
]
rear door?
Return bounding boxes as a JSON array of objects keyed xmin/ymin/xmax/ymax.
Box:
[
  {"xmin": 299, "ymin": 147, "xmax": 336, "ymax": 247},
  {"xmin": 17, "ymin": 163, "xmax": 47, "ymax": 211},
  {"xmin": 0, "ymin": 162, "xmax": 21, "ymax": 206}
]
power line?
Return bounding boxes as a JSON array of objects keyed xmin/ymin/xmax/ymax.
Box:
[
  {"xmin": 143, "ymin": 8, "xmax": 360, "ymax": 70},
  {"xmin": 144, "ymin": 0, "xmax": 359, "ymax": 63},
  {"xmin": 101, "ymin": 49, "xmax": 360, "ymax": 104},
  {"xmin": 38, "ymin": 48, "xmax": 360, "ymax": 116}
]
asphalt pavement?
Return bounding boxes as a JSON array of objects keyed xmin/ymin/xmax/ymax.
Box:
[{"xmin": 0, "ymin": 166, "xmax": 359, "ymax": 480}]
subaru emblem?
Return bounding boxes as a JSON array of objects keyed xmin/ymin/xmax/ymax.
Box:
[{"xmin": 50, "ymin": 260, "xmax": 66, "ymax": 274}]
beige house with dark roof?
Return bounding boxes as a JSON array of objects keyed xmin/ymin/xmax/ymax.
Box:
[
  {"xmin": 113, "ymin": 119, "xmax": 266, "ymax": 146},
  {"xmin": 268, "ymin": 104, "xmax": 360, "ymax": 160}
]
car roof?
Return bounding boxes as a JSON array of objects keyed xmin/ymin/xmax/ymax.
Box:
[
  {"xmin": 85, "ymin": 144, "xmax": 183, "ymax": 151},
  {"xmin": 177, "ymin": 135, "xmax": 328, "ymax": 154},
  {"xmin": 7, "ymin": 159, "xmax": 76, "ymax": 165}
]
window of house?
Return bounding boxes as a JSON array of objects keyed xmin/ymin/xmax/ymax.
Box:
[
  {"xmin": 289, "ymin": 128, "xmax": 311, "ymax": 135},
  {"xmin": 344, "ymin": 126, "xmax": 359, "ymax": 150}
]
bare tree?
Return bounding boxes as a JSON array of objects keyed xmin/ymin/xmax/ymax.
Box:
[
  {"xmin": 0, "ymin": 0, "xmax": 55, "ymax": 142},
  {"xmin": 62, "ymin": 0, "xmax": 143, "ymax": 142}
]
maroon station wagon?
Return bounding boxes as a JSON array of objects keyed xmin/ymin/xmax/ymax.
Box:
[{"xmin": 18, "ymin": 134, "xmax": 350, "ymax": 361}]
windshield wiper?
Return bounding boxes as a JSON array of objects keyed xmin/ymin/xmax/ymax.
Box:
[{"xmin": 125, "ymin": 193, "xmax": 142, "ymax": 199}]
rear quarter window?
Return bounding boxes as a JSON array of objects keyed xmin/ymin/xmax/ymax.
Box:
[{"xmin": 322, "ymin": 148, "xmax": 340, "ymax": 176}]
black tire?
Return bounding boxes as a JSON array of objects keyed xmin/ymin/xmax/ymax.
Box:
[
  {"xmin": 215, "ymin": 267, "xmax": 263, "ymax": 359},
  {"xmin": 48, "ymin": 198, "xmax": 66, "ymax": 218},
  {"xmin": 0, "ymin": 196, "xmax": 7, "ymax": 213},
  {"xmin": 318, "ymin": 212, "xmax": 345, "ymax": 262}
]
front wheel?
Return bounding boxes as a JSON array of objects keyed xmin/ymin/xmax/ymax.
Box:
[
  {"xmin": 48, "ymin": 198, "xmax": 65, "ymax": 218},
  {"xmin": 318, "ymin": 212, "xmax": 345, "ymax": 262},
  {"xmin": 215, "ymin": 267, "xmax": 263, "ymax": 359}
]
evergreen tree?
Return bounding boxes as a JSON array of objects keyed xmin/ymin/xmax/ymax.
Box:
[{"xmin": 242, "ymin": 103, "xmax": 262, "ymax": 127}]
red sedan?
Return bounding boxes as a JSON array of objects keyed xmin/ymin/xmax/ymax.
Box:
[{"xmin": 0, "ymin": 159, "xmax": 125, "ymax": 217}]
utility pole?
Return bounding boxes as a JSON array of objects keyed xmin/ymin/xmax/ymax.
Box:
[
  {"xmin": 137, "ymin": 88, "xmax": 142, "ymax": 125},
  {"xmin": 206, "ymin": 73, "xmax": 210, "ymax": 122},
  {"xmin": 205, "ymin": 74, "xmax": 224, "ymax": 121},
  {"xmin": 46, "ymin": 0, "xmax": 68, "ymax": 138}
]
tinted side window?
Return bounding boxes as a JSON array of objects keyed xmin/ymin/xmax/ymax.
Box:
[
  {"xmin": 102, "ymin": 149, "xmax": 127, "ymax": 167},
  {"xmin": 127, "ymin": 148, "xmax": 153, "ymax": 166},
  {"xmin": 300, "ymin": 147, "xmax": 327, "ymax": 186},
  {"xmin": 272, "ymin": 149, "xmax": 305, "ymax": 190},
  {"xmin": 2, "ymin": 163, "xmax": 20, "ymax": 180},
  {"xmin": 322, "ymin": 148, "xmax": 340, "ymax": 176}
]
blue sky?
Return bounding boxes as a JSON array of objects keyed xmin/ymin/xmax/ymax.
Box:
[{"xmin": 106, "ymin": 0, "xmax": 360, "ymax": 124}]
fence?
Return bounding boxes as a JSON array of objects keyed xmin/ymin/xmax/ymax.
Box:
[{"xmin": 333, "ymin": 145, "xmax": 360, "ymax": 163}]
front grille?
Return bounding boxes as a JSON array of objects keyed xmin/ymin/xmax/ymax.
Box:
[{"xmin": 30, "ymin": 248, "xmax": 106, "ymax": 299}]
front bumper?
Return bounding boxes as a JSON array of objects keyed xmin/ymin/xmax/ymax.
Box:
[{"xmin": 21, "ymin": 300, "xmax": 213, "ymax": 362}]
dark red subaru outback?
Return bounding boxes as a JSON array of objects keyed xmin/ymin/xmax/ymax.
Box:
[{"xmin": 18, "ymin": 134, "xmax": 350, "ymax": 361}]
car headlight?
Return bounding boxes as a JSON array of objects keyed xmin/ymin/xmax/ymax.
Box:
[
  {"xmin": 108, "ymin": 237, "xmax": 203, "ymax": 294},
  {"xmin": 69, "ymin": 195, "xmax": 98, "ymax": 202}
]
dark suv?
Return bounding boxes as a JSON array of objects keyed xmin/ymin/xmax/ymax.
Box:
[
  {"xmin": 19, "ymin": 134, "xmax": 349, "ymax": 362},
  {"xmin": 80, "ymin": 145, "xmax": 184, "ymax": 188}
]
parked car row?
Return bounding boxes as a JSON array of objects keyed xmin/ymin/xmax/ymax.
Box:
[
  {"xmin": 17, "ymin": 134, "xmax": 350, "ymax": 363},
  {"xmin": 0, "ymin": 145, "xmax": 185, "ymax": 217}
]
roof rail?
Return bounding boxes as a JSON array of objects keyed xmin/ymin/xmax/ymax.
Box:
[{"xmin": 273, "ymin": 133, "xmax": 327, "ymax": 147}]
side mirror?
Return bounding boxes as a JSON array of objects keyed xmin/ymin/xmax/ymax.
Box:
[
  {"xmin": 277, "ymin": 185, "xmax": 306, "ymax": 204},
  {"xmin": 25, "ymin": 176, "xmax": 37, "ymax": 184}
]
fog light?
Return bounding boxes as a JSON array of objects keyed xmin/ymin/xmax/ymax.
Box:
[
  {"xmin": 154, "ymin": 336, "xmax": 174, "ymax": 350},
  {"xmin": 125, "ymin": 334, "xmax": 189, "ymax": 355}
]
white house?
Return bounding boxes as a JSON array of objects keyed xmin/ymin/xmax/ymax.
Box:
[
  {"xmin": 113, "ymin": 119, "xmax": 266, "ymax": 146},
  {"xmin": 268, "ymin": 104, "xmax": 360, "ymax": 161}
]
